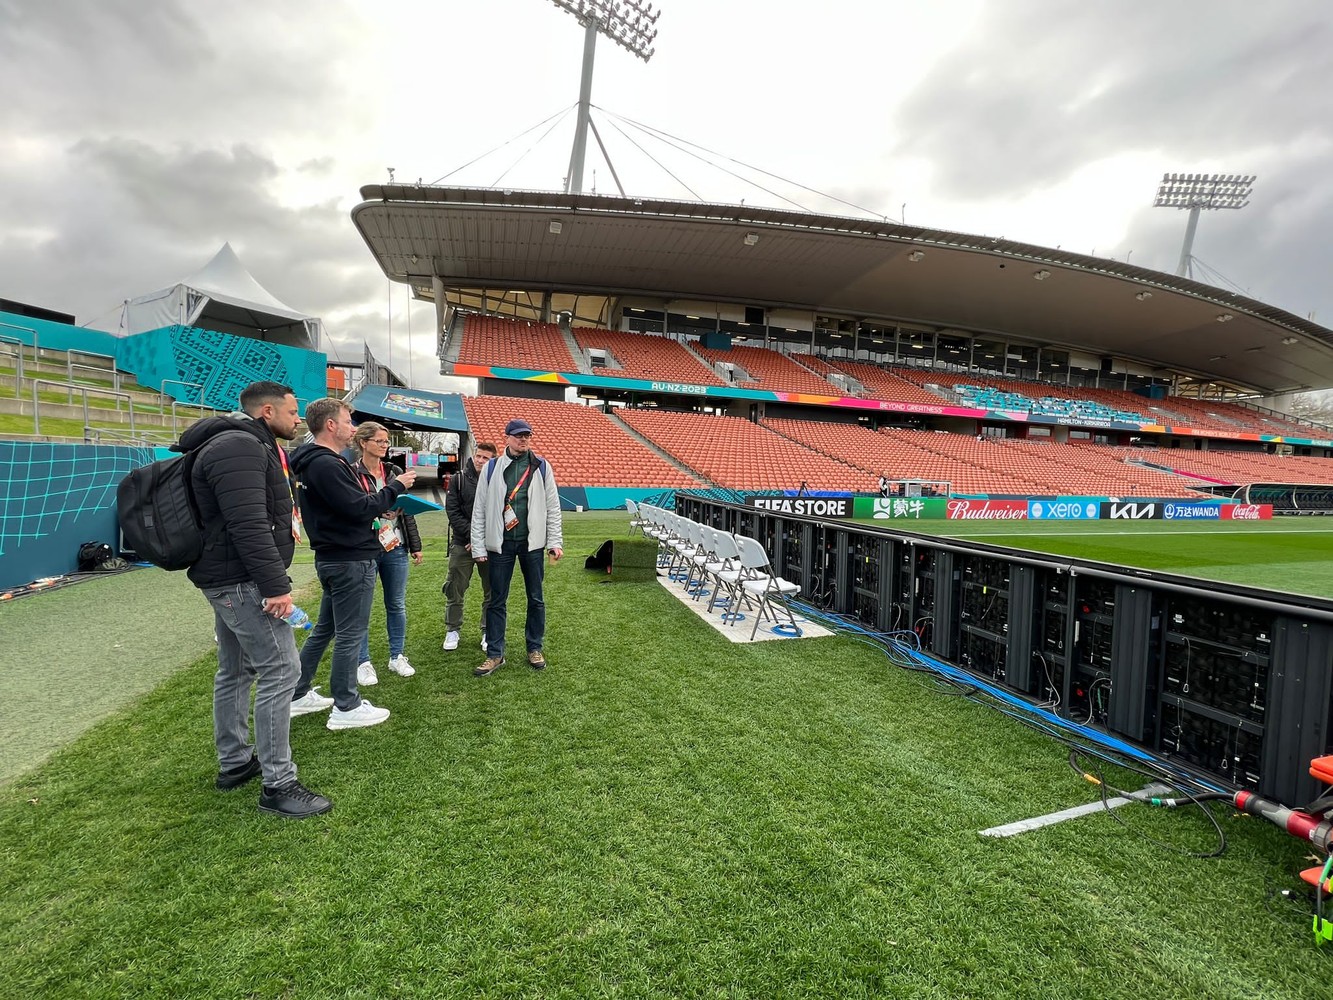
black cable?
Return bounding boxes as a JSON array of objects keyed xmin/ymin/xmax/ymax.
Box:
[
  {"xmin": 597, "ymin": 107, "xmax": 810, "ymax": 212},
  {"xmin": 427, "ymin": 105, "xmax": 575, "ymax": 185},
  {"xmin": 600, "ymin": 117, "xmax": 701, "ymax": 200},
  {"xmin": 491, "ymin": 106, "xmax": 579, "ymax": 187},
  {"xmin": 1066, "ymin": 750, "xmax": 1227, "ymax": 858},
  {"xmin": 597, "ymin": 106, "xmax": 893, "ymax": 219}
]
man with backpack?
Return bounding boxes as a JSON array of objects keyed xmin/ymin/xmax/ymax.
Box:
[
  {"xmin": 178, "ymin": 380, "xmax": 332, "ymax": 819},
  {"xmin": 471, "ymin": 418, "xmax": 563, "ymax": 676}
]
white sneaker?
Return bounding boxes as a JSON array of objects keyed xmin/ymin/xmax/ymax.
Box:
[
  {"xmin": 388, "ymin": 654, "xmax": 415, "ymax": 677},
  {"xmin": 443, "ymin": 630, "xmax": 460, "ymax": 651},
  {"xmin": 357, "ymin": 661, "xmax": 378, "ymax": 687},
  {"xmin": 326, "ymin": 699, "xmax": 390, "ymax": 730},
  {"xmin": 480, "ymin": 633, "xmax": 488, "ymax": 651},
  {"xmin": 290, "ymin": 687, "xmax": 334, "ymax": 716}
]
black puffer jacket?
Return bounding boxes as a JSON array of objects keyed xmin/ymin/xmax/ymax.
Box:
[
  {"xmin": 353, "ymin": 458, "xmax": 421, "ymax": 553},
  {"xmin": 182, "ymin": 414, "xmax": 295, "ymax": 598},
  {"xmin": 445, "ymin": 459, "xmax": 481, "ymax": 541}
]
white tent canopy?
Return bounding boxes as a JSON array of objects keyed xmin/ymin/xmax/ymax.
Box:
[{"xmin": 94, "ymin": 243, "xmax": 322, "ymax": 349}]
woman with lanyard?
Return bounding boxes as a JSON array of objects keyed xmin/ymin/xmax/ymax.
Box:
[{"xmin": 351, "ymin": 421, "xmax": 423, "ymax": 686}]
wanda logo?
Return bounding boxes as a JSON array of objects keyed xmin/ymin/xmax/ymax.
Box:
[
  {"xmin": 1231, "ymin": 504, "xmax": 1262, "ymax": 520},
  {"xmin": 947, "ymin": 500, "xmax": 1028, "ymax": 520}
]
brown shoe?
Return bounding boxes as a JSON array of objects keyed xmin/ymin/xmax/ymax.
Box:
[
  {"xmin": 473, "ymin": 656, "xmax": 505, "ymax": 677},
  {"xmin": 527, "ymin": 649, "xmax": 546, "ymax": 670}
]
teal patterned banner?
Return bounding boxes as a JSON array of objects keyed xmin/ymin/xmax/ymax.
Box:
[{"xmin": 115, "ymin": 325, "xmax": 327, "ymax": 410}]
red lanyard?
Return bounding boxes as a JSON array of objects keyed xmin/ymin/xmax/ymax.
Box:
[
  {"xmin": 507, "ymin": 463, "xmax": 535, "ymax": 503},
  {"xmin": 278, "ymin": 447, "xmax": 294, "ymax": 498}
]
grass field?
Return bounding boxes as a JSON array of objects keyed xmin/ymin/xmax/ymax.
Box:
[
  {"xmin": 2, "ymin": 511, "xmax": 1331, "ymax": 998},
  {"xmin": 896, "ymin": 518, "xmax": 1333, "ymax": 598}
]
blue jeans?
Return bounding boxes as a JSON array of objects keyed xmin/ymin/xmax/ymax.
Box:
[
  {"xmin": 485, "ymin": 539, "xmax": 546, "ymax": 659},
  {"xmin": 296, "ymin": 558, "xmax": 376, "ymax": 711},
  {"xmin": 203, "ymin": 581, "xmax": 299, "ymax": 788},
  {"xmin": 359, "ymin": 545, "xmax": 410, "ymax": 663}
]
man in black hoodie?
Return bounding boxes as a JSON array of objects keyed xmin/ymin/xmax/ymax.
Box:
[
  {"xmin": 442, "ymin": 440, "xmax": 496, "ymax": 653},
  {"xmin": 183, "ymin": 380, "xmax": 331, "ymax": 819},
  {"xmin": 289, "ymin": 397, "xmax": 415, "ymax": 731}
]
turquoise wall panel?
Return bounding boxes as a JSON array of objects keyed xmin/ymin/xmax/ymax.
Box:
[
  {"xmin": 0, "ymin": 311, "xmax": 118, "ymax": 356},
  {"xmin": 0, "ymin": 442, "xmax": 152, "ymax": 590},
  {"xmin": 115, "ymin": 325, "xmax": 327, "ymax": 410}
]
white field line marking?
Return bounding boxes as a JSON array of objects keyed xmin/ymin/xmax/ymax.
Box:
[{"xmin": 979, "ymin": 783, "xmax": 1172, "ymax": 838}]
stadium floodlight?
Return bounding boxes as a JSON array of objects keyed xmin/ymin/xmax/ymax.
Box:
[
  {"xmin": 1153, "ymin": 172, "xmax": 1255, "ymax": 279},
  {"xmin": 550, "ymin": 0, "xmax": 661, "ymax": 196}
]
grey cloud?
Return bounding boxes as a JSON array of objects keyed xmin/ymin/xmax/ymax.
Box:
[
  {"xmin": 0, "ymin": 0, "xmax": 366, "ymax": 141},
  {"xmin": 894, "ymin": 4, "xmax": 1333, "ymax": 198},
  {"xmin": 0, "ymin": 139, "xmax": 361, "ymax": 325}
]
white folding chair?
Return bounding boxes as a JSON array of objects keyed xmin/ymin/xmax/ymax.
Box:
[
  {"xmin": 626, "ymin": 498, "xmax": 649, "ymax": 536},
  {"xmin": 703, "ymin": 528, "xmax": 744, "ymax": 618},
  {"xmin": 734, "ymin": 535, "xmax": 802, "ymax": 639},
  {"xmin": 673, "ymin": 518, "xmax": 708, "ymax": 592}
]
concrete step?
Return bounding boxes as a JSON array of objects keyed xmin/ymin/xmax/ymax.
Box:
[{"xmin": 0, "ymin": 394, "xmax": 210, "ymax": 432}]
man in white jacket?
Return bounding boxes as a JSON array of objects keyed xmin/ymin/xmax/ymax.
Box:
[{"xmin": 471, "ymin": 418, "xmax": 564, "ymax": 676}]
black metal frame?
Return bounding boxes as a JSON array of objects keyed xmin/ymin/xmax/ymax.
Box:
[{"xmin": 676, "ymin": 494, "xmax": 1333, "ymax": 806}]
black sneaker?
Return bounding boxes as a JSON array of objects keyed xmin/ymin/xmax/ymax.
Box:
[
  {"xmin": 216, "ymin": 754, "xmax": 262, "ymax": 791},
  {"xmin": 258, "ymin": 781, "xmax": 333, "ymax": 819}
]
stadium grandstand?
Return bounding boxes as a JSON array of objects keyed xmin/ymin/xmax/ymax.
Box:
[
  {"xmin": 340, "ymin": 184, "xmax": 1333, "ymax": 510},
  {"xmin": 9, "ymin": 182, "xmax": 1333, "ymax": 588}
]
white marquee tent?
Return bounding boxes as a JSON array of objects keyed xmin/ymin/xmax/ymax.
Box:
[{"xmin": 93, "ymin": 243, "xmax": 322, "ymax": 349}]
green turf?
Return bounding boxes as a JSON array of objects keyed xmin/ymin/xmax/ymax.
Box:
[
  {"xmin": 0, "ymin": 563, "xmax": 317, "ymax": 784},
  {"xmin": 0, "ymin": 512, "xmax": 1328, "ymax": 998},
  {"xmin": 889, "ymin": 519, "xmax": 1333, "ymax": 598}
]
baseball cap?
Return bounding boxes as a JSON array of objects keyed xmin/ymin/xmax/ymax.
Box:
[{"xmin": 505, "ymin": 418, "xmax": 533, "ymax": 436}]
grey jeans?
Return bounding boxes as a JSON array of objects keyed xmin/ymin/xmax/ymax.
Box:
[
  {"xmin": 204, "ymin": 581, "xmax": 299, "ymax": 788},
  {"xmin": 444, "ymin": 541, "xmax": 491, "ymax": 633}
]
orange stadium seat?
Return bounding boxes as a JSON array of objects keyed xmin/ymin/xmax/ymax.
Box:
[
  {"xmin": 457, "ymin": 315, "xmax": 579, "ymax": 373},
  {"xmin": 692, "ymin": 344, "xmax": 841, "ymax": 397},
  {"xmin": 461, "ymin": 397, "xmax": 700, "ymax": 489},
  {"xmin": 571, "ymin": 328, "xmax": 728, "ymax": 386}
]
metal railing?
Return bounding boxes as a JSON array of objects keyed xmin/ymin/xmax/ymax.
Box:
[
  {"xmin": 66, "ymin": 351, "xmax": 122, "ymax": 397},
  {"xmin": 0, "ymin": 335, "xmax": 24, "ymax": 396},
  {"xmin": 31, "ymin": 378, "xmax": 137, "ymax": 438},
  {"xmin": 160, "ymin": 379, "xmax": 205, "ymax": 406},
  {"xmin": 0, "ymin": 322, "xmax": 38, "ymax": 397},
  {"xmin": 64, "ymin": 363, "xmax": 124, "ymax": 405},
  {"xmin": 83, "ymin": 426, "xmax": 173, "ymax": 447}
]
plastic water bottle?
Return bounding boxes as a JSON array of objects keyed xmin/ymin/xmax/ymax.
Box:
[{"xmin": 283, "ymin": 607, "xmax": 312, "ymax": 631}]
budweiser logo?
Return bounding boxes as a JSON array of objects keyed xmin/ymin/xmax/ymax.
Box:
[
  {"xmin": 1231, "ymin": 504, "xmax": 1262, "ymax": 520},
  {"xmin": 947, "ymin": 500, "xmax": 1027, "ymax": 520}
]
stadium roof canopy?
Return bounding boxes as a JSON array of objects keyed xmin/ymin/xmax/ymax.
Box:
[{"xmin": 352, "ymin": 186, "xmax": 1333, "ymax": 395}]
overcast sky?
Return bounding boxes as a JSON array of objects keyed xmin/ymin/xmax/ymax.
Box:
[{"xmin": 2, "ymin": 0, "xmax": 1330, "ymax": 395}]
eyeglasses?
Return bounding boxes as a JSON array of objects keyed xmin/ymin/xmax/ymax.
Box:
[
  {"xmin": 509, "ymin": 432, "xmax": 532, "ymax": 439},
  {"xmin": 369, "ymin": 438, "xmax": 390, "ymax": 446}
]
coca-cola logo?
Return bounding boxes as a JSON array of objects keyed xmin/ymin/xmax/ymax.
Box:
[
  {"xmin": 1231, "ymin": 504, "xmax": 1262, "ymax": 520},
  {"xmin": 947, "ymin": 500, "xmax": 1028, "ymax": 520}
]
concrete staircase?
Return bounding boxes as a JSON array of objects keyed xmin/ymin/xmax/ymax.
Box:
[
  {"xmin": 607, "ymin": 409, "xmax": 718, "ymax": 486},
  {"xmin": 556, "ymin": 316, "xmax": 594, "ymax": 374},
  {"xmin": 0, "ymin": 348, "xmax": 215, "ymax": 444}
]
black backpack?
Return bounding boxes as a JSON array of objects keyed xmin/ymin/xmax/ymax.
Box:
[
  {"xmin": 77, "ymin": 541, "xmax": 114, "ymax": 572},
  {"xmin": 116, "ymin": 430, "xmax": 245, "ymax": 571},
  {"xmin": 584, "ymin": 539, "xmax": 613, "ymax": 573}
]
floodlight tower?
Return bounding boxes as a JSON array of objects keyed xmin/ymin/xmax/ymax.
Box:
[
  {"xmin": 1153, "ymin": 172, "xmax": 1255, "ymax": 279},
  {"xmin": 549, "ymin": 0, "xmax": 659, "ymax": 195}
]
